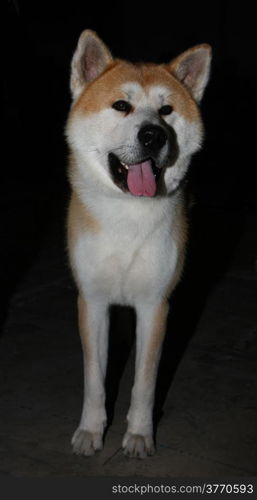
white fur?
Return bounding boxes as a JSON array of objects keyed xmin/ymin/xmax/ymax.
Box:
[
  {"xmin": 71, "ymin": 189, "xmax": 179, "ymax": 305},
  {"xmin": 67, "ymin": 78, "xmax": 206, "ymax": 457},
  {"xmin": 66, "ymin": 82, "xmax": 203, "ymax": 195},
  {"xmin": 69, "ymin": 188, "xmax": 177, "ymax": 457}
]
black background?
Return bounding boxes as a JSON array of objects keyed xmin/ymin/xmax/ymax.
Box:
[
  {"xmin": 3, "ymin": 0, "xmax": 257, "ymax": 326},
  {"xmin": 5, "ymin": 0, "xmax": 257, "ymax": 203}
]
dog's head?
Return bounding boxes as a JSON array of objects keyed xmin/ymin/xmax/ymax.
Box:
[{"xmin": 66, "ymin": 30, "xmax": 211, "ymax": 197}]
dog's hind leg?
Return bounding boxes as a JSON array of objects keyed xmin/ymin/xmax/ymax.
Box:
[
  {"xmin": 122, "ymin": 300, "xmax": 169, "ymax": 458},
  {"xmin": 72, "ymin": 295, "xmax": 109, "ymax": 456}
]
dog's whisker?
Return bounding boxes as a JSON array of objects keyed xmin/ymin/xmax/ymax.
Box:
[
  {"xmin": 107, "ymin": 145, "xmax": 133, "ymax": 154},
  {"xmin": 91, "ymin": 145, "xmax": 135, "ymax": 164},
  {"xmin": 85, "ymin": 145, "xmax": 134, "ymax": 159}
]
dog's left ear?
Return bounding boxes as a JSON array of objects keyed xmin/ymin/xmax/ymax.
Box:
[
  {"xmin": 70, "ymin": 30, "xmax": 113, "ymax": 99},
  {"xmin": 169, "ymin": 44, "xmax": 212, "ymax": 103}
]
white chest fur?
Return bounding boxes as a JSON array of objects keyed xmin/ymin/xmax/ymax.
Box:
[{"xmin": 70, "ymin": 190, "xmax": 180, "ymax": 307}]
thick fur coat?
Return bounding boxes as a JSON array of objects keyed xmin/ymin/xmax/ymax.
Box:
[{"xmin": 66, "ymin": 30, "xmax": 211, "ymax": 458}]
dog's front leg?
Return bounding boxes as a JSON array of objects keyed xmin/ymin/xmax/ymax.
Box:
[
  {"xmin": 72, "ymin": 295, "xmax": 109, "ymax": 456},
  {"xmin": 122, "ymin": 300, "xmax": 169, "ymax": 458}
]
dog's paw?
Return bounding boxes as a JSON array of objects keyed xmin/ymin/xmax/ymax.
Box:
[
  {"xmin": 71, "ymin": 428, "xmax": 103, "ymax": 456},
  {"xmin": 122, "ymin": 432, "xmax": 155, "ymax": 459}
]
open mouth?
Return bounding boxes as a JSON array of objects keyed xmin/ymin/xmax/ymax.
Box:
[{"xmin": 108, "ymin": 153, "xmax": 162, "ymax": 197}]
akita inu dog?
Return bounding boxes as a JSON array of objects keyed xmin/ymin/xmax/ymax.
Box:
[{"xmin": 66, "ymin": 30, "xmax": 211, "ymax": 458}]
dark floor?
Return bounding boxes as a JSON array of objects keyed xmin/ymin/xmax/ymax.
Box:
[{"xmin": 0, "ymin": 193, "xmax": 256, "ymax": 477}]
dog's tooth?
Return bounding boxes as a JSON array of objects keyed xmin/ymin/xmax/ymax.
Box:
[{"xmin": 120, "ymin": 161, "xmax": 129, "ymax": 170}]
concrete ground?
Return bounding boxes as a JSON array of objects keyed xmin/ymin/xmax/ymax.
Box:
[{"xmin": 0, "ymin": 193, "xmax": 256, "ymax": 477}]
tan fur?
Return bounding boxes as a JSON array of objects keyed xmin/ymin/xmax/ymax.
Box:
[
  {"xmin": 169, "ymin": 43, "xmax": 211, "ymax": 75},
  {"xmin": 169, "ymin": 44, "xmax": 212, "ymax": 103},
  {"xmin": 67, "ymin": 31, "xmax": 211, "ymax": 458},
  {"xmin": 142, "ymin": 194, "xmax": 188, "ymax": 372},
  {"xmin": 67, "ymin": 192, "xmax": 100, "ymax": 270},
  {"xmin": 78, "ymin": 295, "xmax": 91, "ymax": 361},
  {"xmin": 165, "ymin": 195, "xmax": 189, "ymax": 298},
  {"xmin": 144, "ymin": 301, "xmax": 169, "ymax": 379},
  {"xmin": 67, "ymin": 160, "xmax": 101, "ymax": 286},
  {"xmin": 70, "ymin": 30, "xmax": 113, "ymax": 98},
  {"xmin": 68, "ymin": 192, "xmax": 100, "ymax": 236},
  {"xmin": 70, "ymin": 60, "xmax": 200, "ymax": 122},
  {"xmin": 67, "ymin": 154, "xmax": 100, "ymax": 244},
  {"xmin": 144, "ymin": 205, "xmax": 188, "ymax": 380}
]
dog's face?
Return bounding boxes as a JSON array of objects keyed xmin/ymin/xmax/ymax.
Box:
[{"xmin": 66, "ymin": 31, "xmax": 211, "ymax": 197}]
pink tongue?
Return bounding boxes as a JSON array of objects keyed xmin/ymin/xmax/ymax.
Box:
[{"xmin": 127, "ymin": 160, "xmax": 156, "ymax": 197}]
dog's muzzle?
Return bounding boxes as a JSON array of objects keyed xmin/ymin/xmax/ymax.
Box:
[{"xmin": 109, "ymin": 123, "xmax": 179, "ymax": 197}]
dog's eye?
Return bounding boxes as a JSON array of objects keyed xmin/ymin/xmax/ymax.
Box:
[
  {"xmin": 159, "ymin": 105, "xmax": 173, "ymax": 116},
  {"xmin": 112, "ymin": 100, "xmax": 132, "ymax": 113}
]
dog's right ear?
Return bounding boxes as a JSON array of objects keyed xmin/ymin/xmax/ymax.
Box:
[{"xmin": 70, "ymin": 30, "xmax": 113, "ymax": 100}]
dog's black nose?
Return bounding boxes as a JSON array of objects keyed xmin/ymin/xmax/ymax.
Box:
[{"xmin": 138, "ymin": 125, "xmax": 167, "ymax": 152}]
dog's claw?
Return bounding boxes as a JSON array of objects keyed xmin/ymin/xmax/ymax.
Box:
[
  {"xmin": 122, "ymin": 432, "xmax": 155, "ymax": 458},
  {"xmin": 71, "ymin": 428, "xmax": 103, "ymax": 456}
]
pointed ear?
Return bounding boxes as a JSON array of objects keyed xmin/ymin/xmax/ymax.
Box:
[
  {"xmin": 169, "ymin": 44, "xmax": 212, "ymax": 102},
  {"xmin": 70, "ymin": 30, "xmax": 113, "ymax": 99}
]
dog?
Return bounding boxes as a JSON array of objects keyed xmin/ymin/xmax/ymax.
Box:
[{"xmin": 66, "ymin": 30, "xmax": 211, "ymax": 458}]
